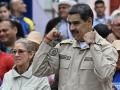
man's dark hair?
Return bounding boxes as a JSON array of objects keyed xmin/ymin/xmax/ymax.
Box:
[
  {"xmin": 94, "ymin": 24, "xmax": 112, "ymax": 38},
  {"xmin": 95, "ymin": 0, "xmax": 105, "ymax": 6},
  {"xmin": 0, "ymin": 2, "xmax": 10, "ymax": 10},
  {"xmin": 69, "ymin": 3, "xmax": 94, "ymax": 24}
]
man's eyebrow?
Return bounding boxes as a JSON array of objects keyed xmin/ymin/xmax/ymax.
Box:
[
  {"xmin": 68, "ymin": 21, "xmax": 80, "ymax": 24},
  {"xmin": 112, "ymin": 23, "xmax": 120, "ymax": 26}
]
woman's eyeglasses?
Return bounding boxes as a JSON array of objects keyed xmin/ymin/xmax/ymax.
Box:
[{"xmin": 11, "ymin": 49, "xmax": 27, "ymax": 55}]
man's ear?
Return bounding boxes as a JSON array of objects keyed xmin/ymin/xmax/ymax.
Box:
[
  {"xmin": 13, "ymin": 26, "xmax": 18, "ymax": 34},
  {"xmin": 87, "ymin": 17, "xmax": 92, "ymax": 25},
  {"xmin": 86, "ymin": 17, "xmax": 93, "ymax": 31},
  {"xmin": 104, "ymin": 6, "xmax": 106, "ymax": 10},
  {"xmin": 8, "ymin": 11, "xmax": 11, "ymax": 16},
  {"xmin": 94, "ymin": 7, "xmax": 96, "ymax": 12}
]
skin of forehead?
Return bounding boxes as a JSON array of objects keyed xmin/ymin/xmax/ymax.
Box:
[
  {"xmin": 68, "ymin": 14, "xmax": 81, "ymax": 22},
  {"xmin": 0, "ymin": 21, "xmax": 12, "ymax": 27},
  {"xmin": 15, "ymin": 43, "xmax": 25, "ymax": 50},
  {"xmin": 11, "ymin": 0, "xmax": 22, "ymax": 3},
  {"xmin": 59, "ymin": 4, "xmax": 70, "ymax": 7},
  {"xmin": 112, "ymin": 16, "xmax": 120, "ymax": 24}
]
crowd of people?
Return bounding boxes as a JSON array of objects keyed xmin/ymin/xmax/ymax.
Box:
[{"xmin": 0, "ymin": 0, "xmax": 120, "ymax": 90}]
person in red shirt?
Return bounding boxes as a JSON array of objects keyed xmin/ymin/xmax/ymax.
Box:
[{"xmin": 0, "ymin": 51, "xmax": 14, "ymax": 85}]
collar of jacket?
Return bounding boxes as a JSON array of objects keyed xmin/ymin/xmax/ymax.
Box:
[
  {"xmin": 12, "ymin": 65, "xmax": 32, "ymax": 79},
  {"xmin": 94, "ymin": 30, "xmax": 104, "ymax": 44},
  {"xmin": 11, "ymin": 15, "xmax": 24, "ymax": 20},
  {"xmin": 95, "ymin": 16, "xmax": 106, "ymax": 20},
  {"xmin": 72, "ymin": 40, "xmax": 89, "ymax": 49}
]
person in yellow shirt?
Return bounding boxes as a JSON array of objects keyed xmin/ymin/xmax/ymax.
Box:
[{"xmin": 10, "ymin": 0, "xmax": 34, "ymax": 37}]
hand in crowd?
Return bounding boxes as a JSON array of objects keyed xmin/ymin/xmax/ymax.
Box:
[
  {"xmin": 106, "ymin": 33, "xmax": 117, "ymax": 43},
  {"xmin": 44, "ymin": 28, "xmax": 62, "ymax": 43},
  {"xmin": 83, "ymin": 31, "xmax": 96, "ymax": 45}
]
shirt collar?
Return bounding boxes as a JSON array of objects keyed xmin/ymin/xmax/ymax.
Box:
[
  {"xmin": 12, "ymin": 65, "xmax": 32, "ymax": 79},
  {"xmin": 72, "ymin": 39, "xmax": 89, "ymax": 49},
  {"xmin": 95, "ymin": 16, "xmax": 106, "ymax": 19},
  {"xmin": 6, "ymin": 47, "xmax": 12, "ymax": 53},
  {"xmin": 11, "ymin": 15, "xmax": 24, "ymax": 20},
  {"xmin": 79, "ymin": 42, "xmax": 89, "ymax": 49}
]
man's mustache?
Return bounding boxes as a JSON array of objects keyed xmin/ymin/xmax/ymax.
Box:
[{"xmin": 70, "ymin": 30, "xmax": 79, "ymax": 34}]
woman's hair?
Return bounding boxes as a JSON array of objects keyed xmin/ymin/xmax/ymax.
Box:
[{"xmin": 15, "ymin": 38, "xmax": 36, "ymax": 52}]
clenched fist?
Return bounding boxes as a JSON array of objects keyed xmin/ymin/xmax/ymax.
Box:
[
  {"xmin": 44, "ymin": 28, "xmax": 61, "ymax": 43},
  {"xmin": 83, "ymin": 31, "xmax": 96, "ymax": 44}
]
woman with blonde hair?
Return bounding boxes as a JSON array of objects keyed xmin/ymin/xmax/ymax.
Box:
[{"xmin": 1, "ymin": 38, "xmax": 51, "ymax": 90}]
